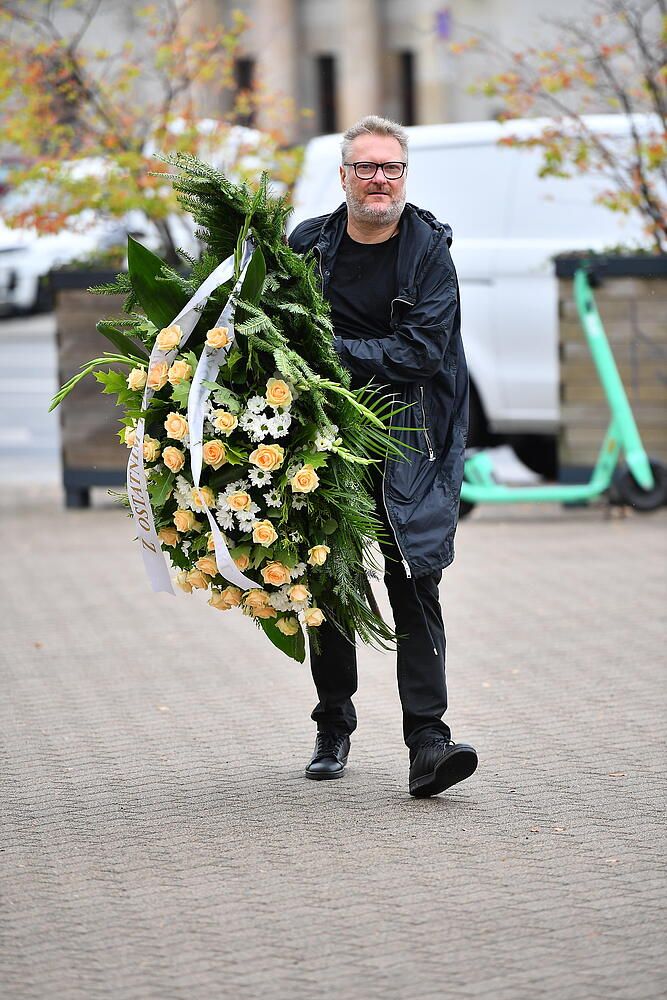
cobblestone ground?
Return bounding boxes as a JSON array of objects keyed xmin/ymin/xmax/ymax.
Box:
[{"xmin": 1, "ymin": 492, "xmax": 666, "ymax": 1000}]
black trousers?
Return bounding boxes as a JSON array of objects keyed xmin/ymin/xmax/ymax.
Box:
[{"xmin": 309, "ymin": 468, "xmax": 450, "ymax": 749}]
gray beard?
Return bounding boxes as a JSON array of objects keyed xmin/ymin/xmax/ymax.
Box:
[{"xmin": 346, "ymin": 188, "xmax": 406, "ymax": 227}]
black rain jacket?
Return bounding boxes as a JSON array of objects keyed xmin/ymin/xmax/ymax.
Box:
[{"xmin": 289, "ymin": 201, "xmax": 468, "ymax": 577}]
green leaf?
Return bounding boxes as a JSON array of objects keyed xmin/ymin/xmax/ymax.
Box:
[
  {"xmin": 127, "ymin": 236, "xmax": 188, "ymax": 329},
  {"xmin": 210, "ymin": 385, "xmax": 241, "ymax": 411},
  {"xmin": 259, "ymin": 616, "xmax": 305, "ymax": 663},
  {"xmin": 299, "ymin": 452, "xmax": 329, "ymax": 469},
  {"xmin": 148, "ymin": 468, "xmax": 175, "ymax": 508},
  {"xmin": 322, "ymin": 518, "xmax": 338, "ymax": 535},
  {"xmin": 171, "ymin": 381, "xmax": 191, "ymax": 409},
  {"xmin": 95, "ymin": 370, "xmax": 127, "ymax": 395},
  {"xmin": 273, "ymin": 546, "xmax": 298, "ymax": 569},
  {"xmin": 96, "ymin": 321, "xmax": 149, "ymax": 361},
  {"xmin": 240, "ymin": 247, "xmax": 267, "ymax": 305}
]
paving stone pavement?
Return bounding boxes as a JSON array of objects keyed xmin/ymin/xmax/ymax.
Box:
[{"xmin": 1, "ymin": 491, "xmax": 666, "ymax": 1000}]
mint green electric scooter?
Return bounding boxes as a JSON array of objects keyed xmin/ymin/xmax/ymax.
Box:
[{"xmin": 460, "ymin": 265, "xmax": 667, "ymax": 515}]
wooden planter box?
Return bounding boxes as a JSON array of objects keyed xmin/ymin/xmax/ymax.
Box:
[
  {"xmin": 555, "ymin": 255, "xmax": 667, "ymax": 480},
  {"xmin": 52, "ymin": 270, "xmax": 127, "ymax": 508}
]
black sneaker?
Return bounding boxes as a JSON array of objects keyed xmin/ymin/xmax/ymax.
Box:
[
  {"xmin": 305, "ymin": 732, "xmax": 350, "ymax": 780},
  {"xmin": 409, "ymin": 738, "xmax": 478, "ymax": 797}
]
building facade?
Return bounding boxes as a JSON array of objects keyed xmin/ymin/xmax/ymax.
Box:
[{"xmin": 205, "ymin": 0, "xmax": 589, "ymax": 142}]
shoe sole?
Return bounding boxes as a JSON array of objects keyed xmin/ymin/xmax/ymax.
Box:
[
  {"xmin": 304, "ymin": 755, "xmax": 349, "ymax": 781},
  {"xmin": 409, "ymin": 747, "xmax": 478, "ymax": 798}
]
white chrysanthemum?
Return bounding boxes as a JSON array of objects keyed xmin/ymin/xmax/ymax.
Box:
[
  {"xmin": 236, "ymin": 502, "xmax": 260, "ymax": 523},
  {"xmin": 268, "ymin": 590, "xmax": 291, "ymax": 611},
  {"xmin": 181, "ymin": 541, "xmax": 191, "ymax": 553},
  {"xmin": 290, "ymin": 562, "xmax": 307, "ymax": 580},
  {"xmin": 248, "ymin": 467, "xmax": 272, "ymax": 487},
  {"xmin": 268, "ymin": 412, "xmax": 292, "ymax": 438},
  {"xmin": 288, "ymin": 530, "xmax": 302, "ymax": 543},
  {"xmin": 291, "ymin": 496, "xmax": 307, "ymax": 511},
  {"xmin": 246, "ymin": 395, "xmax": 266, "ymax": 413},
  {"xmin": 174, "ymin": 475, "xmax": 197, "ymax": 511},
  {"xmin": 286, "ymin": 463, "xmax": 301, "ymax": 479},
  {"xmin": 220, "ymin": 479, "xmax": 248, "ymax": 501},
  {"xmin": 238, "ymin": 519, "xmax": 254, "ymax": 533},
  {"xmin": 216, "ymin": 509, "xmax": 235, "ymax": 531},
  {"xmin": 264, "ymin": 489, "xmax": 281, "ymax": 508}
]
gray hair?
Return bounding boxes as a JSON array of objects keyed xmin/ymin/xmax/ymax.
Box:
[{"xmin": 341, "ymin": 115, "xmax": 409, "ymax": 163}]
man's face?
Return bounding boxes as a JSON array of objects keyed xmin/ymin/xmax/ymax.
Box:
[{"xmin": 340, "ymin": 134, "xmax": 407, "ymax": 228}]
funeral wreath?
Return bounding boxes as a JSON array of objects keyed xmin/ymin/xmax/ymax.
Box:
[{"xmin": 51, "ymin": 157, "xmax": 411, "ymax": 662}]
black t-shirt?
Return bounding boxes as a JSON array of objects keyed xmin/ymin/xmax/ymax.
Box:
[{"xmin": 327, "ymin": 230, "xmax": 400, "ymax": 344}]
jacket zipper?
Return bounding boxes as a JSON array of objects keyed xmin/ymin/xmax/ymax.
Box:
[
  {"xmin": 383, "ymin": 407, "xmax": 412, "ymax": 579},
  {"xmin": 419, "ymin": 385, "xmax": 436, "ymax": 462}
]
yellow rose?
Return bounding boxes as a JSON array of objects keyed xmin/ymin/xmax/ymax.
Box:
[
  {"xmin": 147, "ymin": 361, "xmax": 169, "ymax": 391},
  {"xmin": 226, "ymin": 490, "xmax": 252, "ymax": 512},
  {"xmin": 243, "ymin": 589, "xmax": 275, "ymax": 617},
  {"xmin": 164, "ymin": 411, "xmax": 189, "ymax": 441},
  {"xmin": 142, "ymin": 435, "xmax": 161, "ymax": 463},
  {"xmin": 276, "ymin": 616, "xmax": 300, "ymax": 636},
  {"xmin": 202, "ymin": 439, "xmax": 227, "ymax": 470},
  {"xmin": 254, "ymin": 605, "xmax": 278, "ymax": 619},
  {"xmin": 167, "ymin": 360, "xmax": 193, "ymax": 386},
  {"xmin": 191, "ymin": 485, "xmax": 215, "ymax": 509},
  {"xmin": 212, "ymin": 410, "xmax": 238, "ymax": 435},
  {"xmin": 186, "ymin": 568, "xmax": 209, "ymax": 590},
  {"xmin": 252, "ymin": 520, "xmax": 278, "ymax": 547},
  {"xmin": 221, "ymin": 585, "xmax": 243, "ymax": 607},
  {"xmin": 207, "ymin": 532, "xmax": 216, "ymax": 552},
  {"xmin": 196, "ymin": 555, "xmax": 219, "ymax": 577},
  {"xmin": 175, "ymin": 570, "xmax": 193, "ymax": 593},
  {"xmin": 266, "ymin": 378, "xmax": 293, "ymax": 409},
  {"xmin": 261, "ymin": 561, "xmax": 292, "ymax": 587},
  {"xmin": 233, "ymin": 551, "xmax": 250, "ymax": 571},
  {"xmin": 158, "ymin": 527, "xmax": 180, "ymax": 547},
  {"xmin": 162, "ymin": 445, "xmax": 185, "ymax": 474},
  {"xmin": 155, "ymin": 324, "xmax": 182, "ymax": 351},
  {"xmin": 127, "ymin": 368, "xmax": 147, "ymax": 391},
  {"xmin": 249, "ymin": 443, "xmax": 285, "ymax": 472},
  {"xmin": 209, "ymin": 589, "xmax": 233, "ymax": 611},
  {"xmin": 307, "ymin": 544, "xmax": 330, "ymax": 566},
  {"xmin": 290, "ymin": 464, "xmax": 320, "ymax": 494},
  {"xmin": 123, "ymin": 426, "xmax": 137, "ymax": 449},
  {"xmin": 173, "ymin": 509, "xmax": 197, "ymax": 533},
  {"xmin": 288, "ymin": 584, "xmax": 310, "ymax": 604},
  {"xmin": 206, "ymin": 326, "xmax": 230, "ymax": 349},
  {"xmin": 304, "ymin": 607, "xmax": 325, "ymax": 627}
]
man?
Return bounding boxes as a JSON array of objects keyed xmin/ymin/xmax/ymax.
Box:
[{"xmin": 289, "ymin": 115, "xmax": 477, "ymax": 797}]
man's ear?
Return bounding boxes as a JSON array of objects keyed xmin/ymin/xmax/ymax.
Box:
[{"xmin": 339, "ymin": 165, "xmax": 346, "ymax": 192}]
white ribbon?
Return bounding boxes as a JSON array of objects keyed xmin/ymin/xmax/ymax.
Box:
[
  {"xmin": 127, "ymin": 238, "xmax": 259, "ymax": 595},
  {"xmin": 188, "ymin": 238, "xmax": 260, "ymax": 591}
]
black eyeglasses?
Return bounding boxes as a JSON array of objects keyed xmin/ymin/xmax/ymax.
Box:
[{"xmin": 343, "ymin": 161, "xmax": 407, "ymax": 180}]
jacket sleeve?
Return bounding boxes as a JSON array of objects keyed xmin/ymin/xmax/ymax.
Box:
[{"xmin": 335, "ymin": 240, "xmax": 458, "ymax": 384}]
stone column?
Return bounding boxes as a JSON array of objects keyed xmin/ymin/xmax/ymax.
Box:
[
  {"xmin": 414, "ymin": 0, "xmax": 451, "ymax": 123},
  {"xmin": 254, "ymin": 0, "xmax": 299, "ymax": 142},
  {"xmin": 339, "ymin": 0, "xmax": 382, "ymax": 129}
]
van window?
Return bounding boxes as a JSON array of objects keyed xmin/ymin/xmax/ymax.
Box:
[{"xmin": 405, "ymin": 143, "xmax": 515, "ymax": 238}]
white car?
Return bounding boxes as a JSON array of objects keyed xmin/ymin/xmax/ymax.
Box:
[
  {"xmin": 289, "ymin": 114, "xmax": 661, "ymax": 467},
  {"xmin": 0, "ymin": 126, "xmax": 288, "ymax": 315}
]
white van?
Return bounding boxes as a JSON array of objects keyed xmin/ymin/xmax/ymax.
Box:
[{"xmin": 289, "ymin": 115, "xmax": 657, "ymax": 466}]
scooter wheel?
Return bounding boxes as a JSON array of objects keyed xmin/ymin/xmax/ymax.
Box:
[{"xmin": 613, "ymin": 459, "xmax": 667, "ymax": 512}]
